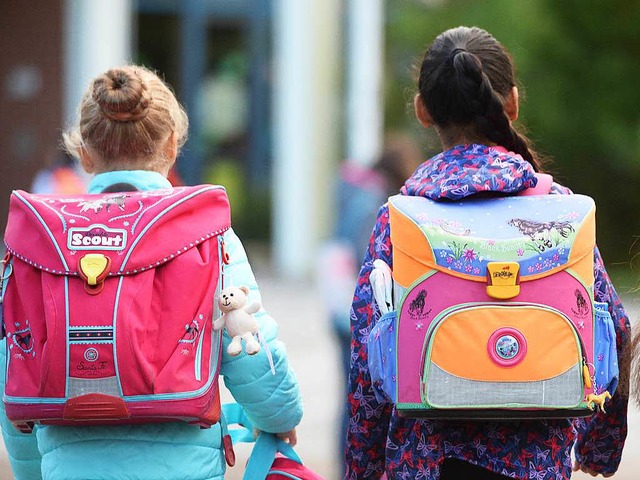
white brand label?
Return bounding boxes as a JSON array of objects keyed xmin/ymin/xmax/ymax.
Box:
[{"xmin": 67, "ymin": 225, "xmax": 127, "ymax": 251}]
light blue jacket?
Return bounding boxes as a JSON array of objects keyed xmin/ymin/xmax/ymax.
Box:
[{"xmin": 0, "ymin": 171, "xmax": 303, "ymax": 480}]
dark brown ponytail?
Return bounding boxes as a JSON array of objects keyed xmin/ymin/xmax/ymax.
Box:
[{"xmin": 417, "ymin": 26, "xmax": 544, "ymax": 171}]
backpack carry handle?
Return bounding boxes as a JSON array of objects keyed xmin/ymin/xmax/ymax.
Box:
[
  {"xmin": 221, "ymin": 403, "xmax": 303, "ymax": 480},
  {"xmin": 244, "ymin": 432, "xmax": 303, "ymax": 479},
  {"xmin": 519, "ymin": 173, "xmax": 553, "ymax": 196}
]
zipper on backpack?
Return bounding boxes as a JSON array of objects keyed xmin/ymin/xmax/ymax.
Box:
[
  {"xmin": 195, "ymin": 323, "xmax": 205, "ymax": 381},
  {"xmin": 198, "ymin": 235, "xmax": 226, "ymax": 383},
  {"xmin": 575, "ymin": 327, "xmax": 592, "ymax": 390},
  {"xmin": 194, "ymin": 234, "xmax": 227, "ymax": 382},
  {"xmin": 420, "ymin": 302, "xmax": 585, "ymax": 374},
  {"xmin": 220, "ymin": 238, "xmax": 230, "ymax": 266},
  {"xmin": 214, "ymin": 235, "xmax": 227, "ymax": 322}
]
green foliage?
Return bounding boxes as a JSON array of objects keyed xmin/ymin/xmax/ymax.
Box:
[{"xmin": 385, "ymin": 0, "xmax": 640, "ymax": 263}]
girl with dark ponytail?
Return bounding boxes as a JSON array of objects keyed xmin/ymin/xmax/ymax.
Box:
[
  {"xmin": 415, "ymin": 26, "xmax": 541, "ymax": 170},
  {"xmin": 345, "ymin": 26, "xmax": 629, "ymax": 480}
]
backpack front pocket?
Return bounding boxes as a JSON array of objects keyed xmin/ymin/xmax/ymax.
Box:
[{"xmin": 421, "ymin": 304, "xmax": 586, "ymax": 410}]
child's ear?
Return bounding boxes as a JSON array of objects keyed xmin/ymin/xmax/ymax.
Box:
[
  {"xmin": 163, "ymin": 130, "xmax": 178, "ymax": 164},
  {"xmin": 78, "ymin": 148, "xmax": 95, "ymax": 174},
  {"xmin": 505, "ymin": 86, "xmax": 519, "ymax": 122},
  {"xmin": 413, "ymin": 94, "xmax": 433, "ymax": 129}
]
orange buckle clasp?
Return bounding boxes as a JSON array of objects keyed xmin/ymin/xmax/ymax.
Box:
[
  {"xmin": 78, "ymin": 254, "xmax": 111, "ymax": 295},
  {"xmin": 486, "ymin": 262, "xmax": 520, "ymax": 299}
]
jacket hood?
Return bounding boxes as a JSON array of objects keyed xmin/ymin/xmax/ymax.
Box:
[{"xmin": 401, "ymin": 144, "xmax": 538, "ymax": 201}]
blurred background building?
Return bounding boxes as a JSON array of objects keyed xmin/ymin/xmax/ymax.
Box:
[
  {"xmin": 0, "ymin": 0, "xmax": 385, "ymax": 281},
  {"xmin": 1, "ymin": 1, "xmax": 639, "ymax": 479},
  {"xmin": 1, "ymin": 0, "xmax": 638, "ymax": 279}
]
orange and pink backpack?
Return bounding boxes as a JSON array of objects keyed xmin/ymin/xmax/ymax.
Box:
[{"xmin": 368, "ymin": 186, "xmax": 619, "ymax": 419}]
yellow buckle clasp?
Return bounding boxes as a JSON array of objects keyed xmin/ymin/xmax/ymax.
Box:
[
  {"xmin": 78, "ymin": 254, "xmax": 111, "ymax": 294},
  {"xmin": 486, "ymin": 261, "xmax": 520, "ymax": 299}
]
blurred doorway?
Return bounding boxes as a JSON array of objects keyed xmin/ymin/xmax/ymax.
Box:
[{"xmin": 136, "ymin": 0, "xmax": 272, "ymax": 240}]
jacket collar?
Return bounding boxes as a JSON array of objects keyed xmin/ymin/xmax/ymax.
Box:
[
  {"xmin": 88, "ymin": 170, "xmax": 172, "ymax": 194},
  {"xmin": 401, "ymin": 144, "xmax": 538, "ymax": 201}
]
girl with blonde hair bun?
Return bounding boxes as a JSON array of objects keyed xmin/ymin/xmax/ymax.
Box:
[{"xmin": 0, "ymin": 65, "xmax": 302, "ymax": 480}]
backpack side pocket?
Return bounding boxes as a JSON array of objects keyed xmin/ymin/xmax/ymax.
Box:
[
  {"xmin": 593, "ymin": 302, "xmax": 619, "ymax": 396},
  {"xmin": 367, "ymin": 311, "xmax": 397, "ymax": 403}
]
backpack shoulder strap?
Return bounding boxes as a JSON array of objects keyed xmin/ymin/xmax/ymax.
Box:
[{"xmin": 0, "ymin": 254, "xmax": 13, "ymax": 339}]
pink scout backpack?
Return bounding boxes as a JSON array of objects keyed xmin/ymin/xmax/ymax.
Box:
[
  {"xmin": 368, "ymin": 186, "xmax": 619, "ymax": 419},
  {"xmin": 1, "ymin": 185, "xmax": 230, "ymax": 432}
]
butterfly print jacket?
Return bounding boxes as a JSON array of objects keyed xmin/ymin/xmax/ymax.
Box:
[{"xmin": 345, "ymin": 144, "xmax": 630, "ymax": 480}]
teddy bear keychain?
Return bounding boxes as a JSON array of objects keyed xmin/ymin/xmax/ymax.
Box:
[{"xmin": 213, "ymin": 285, "xmax": 263, "ymax": 356}]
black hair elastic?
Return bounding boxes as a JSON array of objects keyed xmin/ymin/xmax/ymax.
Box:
[{"xmin": 449, "ymin": 47, "xmax": 467, "ymax": 59}]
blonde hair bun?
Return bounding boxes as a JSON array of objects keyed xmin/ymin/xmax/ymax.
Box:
[
  {"xmin": 92, "ymin": 68, "xmax": 152, "ymax": 122},
  {"xmin": 63, "ymin": 65, "xmax": 188, "ymax": 166}
]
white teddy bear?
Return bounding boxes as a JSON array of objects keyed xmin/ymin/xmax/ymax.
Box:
[{"xmin": 213, "ymin": 285, "xmax": 262, "ymax": 356}]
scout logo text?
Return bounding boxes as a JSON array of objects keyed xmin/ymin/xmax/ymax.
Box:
[{"xmin": 68, "ymin": 225, "xmax": 127, "ymax": 251}]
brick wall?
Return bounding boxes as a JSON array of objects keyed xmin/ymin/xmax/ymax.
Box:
[{"xmin": 0, "ymin": 0, "xmax": 63, "ymax": 235}]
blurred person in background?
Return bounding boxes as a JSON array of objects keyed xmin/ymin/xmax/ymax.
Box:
[
  {"xmin": 30, "ymin": 148, "xmax": 87, "ymax": 195},
  {"xmin": 30, "ymin": 145, "xmax": 183, "ymax": 196},
  {"xmin": 344, "ymin": 26, "xmax": 629, "ymax": 480},
  {"xmin": 318, "ymin": 133, "xmax": 422, "ymax": 474}
]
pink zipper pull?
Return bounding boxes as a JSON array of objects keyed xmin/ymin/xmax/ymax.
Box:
[{"xmin": 220, "ymin": 238, "xmax": 230, "ymax": 265}]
